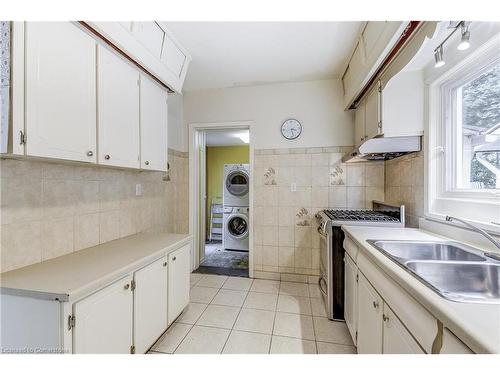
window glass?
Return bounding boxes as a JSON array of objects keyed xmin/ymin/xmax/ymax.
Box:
[{"xmin": 456, "ymin": 61, "xmax": 500, "ymax": 189}]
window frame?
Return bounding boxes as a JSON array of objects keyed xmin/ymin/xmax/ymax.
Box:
[{"xmin": 427, "ymin": 35, "xmax": 500, "ymax": 228}]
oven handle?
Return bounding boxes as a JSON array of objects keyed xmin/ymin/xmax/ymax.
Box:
[{"xmin": 318, "ymin": 276, "xmax": 328, "ymax": 297}]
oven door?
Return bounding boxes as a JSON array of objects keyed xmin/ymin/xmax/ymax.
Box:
[{"xmin": 317, "ymin": 223, "xmax": 333, "ymax": 320}]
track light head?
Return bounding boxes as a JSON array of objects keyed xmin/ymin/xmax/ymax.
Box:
[
  {"xmin": 457, "ymin": 23, "xmax": 471, "ymax": 50},
  {"xmin": 434, "ymin": 46, "xmax": 445, "ymax": 68}
]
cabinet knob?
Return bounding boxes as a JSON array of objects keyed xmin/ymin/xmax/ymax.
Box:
[
  {"xmin": 383, "ymin": 314, "xmax": 389, "ymax": 322},
  {"xmin": 124, "ymin": 283, "xmax": 130, "ymax": 290},
  {"xmin": 172, "ymin": 256, "xmax": 176, "ymax": 261},
  {"xmin": 372, "ymin": 301, "xmax": 379, "ymax": 309},
  {"xmin": 145, "ymin": 161, "xmax": 150, "ymax": 166},
  {"xmin": 87, "ymin": 150, "xmax": 94, "ymax": 157},
  {"xmin": 163, "ymin": 262, "xmax": 167, "ymax": 267},
  {"xmin": 105, "ymin": 154, "xmax": 110, "ymax": 160}
]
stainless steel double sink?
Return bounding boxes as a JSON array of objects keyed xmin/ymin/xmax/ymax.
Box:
[{"xmin": 366, "ymin": 240, "xmax": 500, "ymax": 304}]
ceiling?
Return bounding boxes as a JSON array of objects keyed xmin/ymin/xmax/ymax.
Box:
[
  {"xmin": 205, "ymin": 129, "xmax": 250, "ymax": 147},
  {"xmin": 164, "ymin": 22, "xmax": 363, "ymax": 92}
]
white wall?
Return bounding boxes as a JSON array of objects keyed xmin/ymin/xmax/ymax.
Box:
[
  {"xmin": 183, "ymin": 79, "xmax": 354, "ymax": 150},
  {"xmin": 167, "ymin": 93, "xmax": 186, "ymax": 152}
]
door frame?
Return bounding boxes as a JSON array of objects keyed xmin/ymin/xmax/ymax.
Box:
[{"xmin": 188, "ymin": 121, "xmax": 254, "ymax": 276}]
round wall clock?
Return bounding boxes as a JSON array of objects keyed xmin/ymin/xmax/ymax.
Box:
[{"xmin": 281, "ymin": 119, "xmax": 302, "ymax": 140}]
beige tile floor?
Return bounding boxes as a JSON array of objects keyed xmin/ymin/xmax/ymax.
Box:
[{"xmin": 149, "ymin": 273, "xmax": 356, "ymax": 354}]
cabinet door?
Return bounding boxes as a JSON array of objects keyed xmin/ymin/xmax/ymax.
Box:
[
  {"xmin": 131, "ymin": 22, "xmax": 165, "ymax": 58},
  {"xmin": 25, "ymin": 22, "xmax": 96, "ymax": 162},
  {"xmin": 364, "ymin": 83, "xmax": 381, "ymax": 140},
  {"xmin": 357, "ymin": 272, "xmax": 383, "ymax": 354},
  {"xmin": 134, "ymin": 256, "xmax": 168, "ymax": 354},
  {"xmin": 73, "ymin": 275, "xmax": 133, "ymax": 354},
  {"xmin": 97, "ymin": 45, "xmax": 140, "ymax": 168},
  {"xmin": 161, "ymin": 35, "xmax": 187, "ymax": 78},
  {"xmin": 168, "ymin": 244, "xmax": 191, "ymax": 325},
  {"xmin": 344, "ymin": 253, "xmax": 358, "ymax": 345},
  {"xmin": 382, "ymin": 304, "xmax": 425, "ymax": 354},
  {"xmin": 140, "ymin": 75, "xmax": 168, "ymax": 171},
  {"xmin": 440, "ymin": 328, "xmax": 473, "ymax": 354},
  {"xmin": 354, "ymin": 101, "xmax": 366, "ymax": 147}
]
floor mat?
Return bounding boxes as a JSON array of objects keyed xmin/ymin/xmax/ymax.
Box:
[{"xmin": 200, "ymin": 242, "xmax": 249, "ymax": 269}]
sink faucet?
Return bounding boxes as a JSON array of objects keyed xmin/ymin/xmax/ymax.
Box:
[{"xmin": 445, "ymin": 216, "xmax": 500, "ymax": 260}]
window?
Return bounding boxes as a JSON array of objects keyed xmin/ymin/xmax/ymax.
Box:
[
  {"xmin": 453, "ymin": 61, "xmax": 500, "ymax": 190},
  {"xmin": 427, "ymin": 35, "xmax": 500, "ymax": 227}
]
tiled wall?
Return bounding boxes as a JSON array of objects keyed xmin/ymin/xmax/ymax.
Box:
[
  {"xmin": 253, "ymin": 147, "xmax": 385, "ymax": 278},
  {"xmin": 384, "ymin": 151, "xmax": 424, "ymax": 228},
  {"xmin": 0, "ymin": 150, "xmax": 189, "ymax": 273}
]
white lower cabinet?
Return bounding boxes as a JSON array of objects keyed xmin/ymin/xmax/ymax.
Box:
[
  {"xmin": 382, "ymin": 304, "xmax": 424, "ymax": 354},
  {"xmin": 357, "ymin": 272, "xmax": 383, "ymax": 354},
  {"xmin": 441, "ymin": 328, "xmax": 474, "ymax": 354},
  {"xmin": 133, "ymin": 256, "xmax": 168, "ymax": 354},
  {"xmin": 344, "ymin": 253, "xmax": 358, "ymax": 344},
  {"xmin": 168, "ymin": 244, "xmax": 191, "ymax": 325},
  {"xmin": 73, "ymin": 275, "xmax": 134, "ymax": 354},
  {"xmin": 71, "ymin": 245, "xmax": 190, "ymax": 353}
]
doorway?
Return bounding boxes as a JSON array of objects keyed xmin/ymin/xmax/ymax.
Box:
[{"xmin": 189, "ymin": 122, "xmax": 253, "ymax": 277}]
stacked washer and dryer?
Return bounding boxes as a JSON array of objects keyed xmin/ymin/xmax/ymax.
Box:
[{"xmin": 222, "ymin": 164, "xmax": 250, "ymax": 252}]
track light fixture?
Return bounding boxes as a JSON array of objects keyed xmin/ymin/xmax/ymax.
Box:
[
  {"xmin": 434, "ymin": 46, "xmax": 445, "ymax": 68},
  {"xmin": 433, "ymin": 21, "xmax": 471, "ymax": 68},
  {"xmin": 457, "ymin": 23, "xmax": 471, "ymax": 50}
]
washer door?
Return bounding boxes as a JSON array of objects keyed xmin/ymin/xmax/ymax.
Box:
[
  {"xmin": 226, "ymin": 214, "xmax": 249, "ymax": 239},
  {"xmin": 225, "ymin": 170, "xmax": 249, "ymax": 197}
]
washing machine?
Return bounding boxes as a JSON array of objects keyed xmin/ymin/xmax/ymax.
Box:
[
  {"xmin": 223, "ymin": 206, "xmax": 249, "ymax": 251},
  {"xmin": 223, "ymin": 164, "xmax": 250, "ymax": 207}
]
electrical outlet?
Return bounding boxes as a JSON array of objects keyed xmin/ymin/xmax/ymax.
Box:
[
  {"xmin": 135, "ymin": 184, "xmax": 142, "ymax": 196},
  {"xmin": 291, "ymin": 182, "xmax": 297, "ymax": 192}
]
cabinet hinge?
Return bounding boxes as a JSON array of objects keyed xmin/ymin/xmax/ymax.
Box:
[
  {"xmin": 131, "ymin": 279, "xmax": 136, "ymax": 291},
  {"xmin": 68, "ymin": 315, "xmax": 76, "ymax": 330},
  {"xmin": 19, "ymin": 130, "xmax": 26, "ymax": 145},
  {"xmin": 356, "ymin": 274, "xmax": 359, "ymax": 283},
  {"xmin": 130, "ymin": 345, "xmax": 135, "ymax": 354},
  {"xmin": 355, "ymin": 331, "xmax": 358, "ymax": 342}
]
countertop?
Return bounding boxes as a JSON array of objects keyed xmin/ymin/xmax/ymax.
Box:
[
  {"xmin": 341, "ymin": 226, "xmax": 500, "ymax": 354},
  {"xmin": 0, "ymin": 232, "xmax": 192, "ymax": 302}
]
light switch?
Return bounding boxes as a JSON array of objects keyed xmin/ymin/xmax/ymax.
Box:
[
  {"xmin": 291, "ymin": 182, "xmax": 297, "ymax": 192},
  {"xmin": 135, "ymin": 184, "xmax": 143, "ymax": 196}
]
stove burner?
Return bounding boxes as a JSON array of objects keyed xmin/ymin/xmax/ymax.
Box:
[{"xmin": 324, "ymin": 209, "xmax": 400, "ymax": 222}]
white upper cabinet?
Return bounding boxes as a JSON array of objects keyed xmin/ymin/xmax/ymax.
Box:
[
  {"xmin": 73, "ymin": 275, "xmax": 133, "ymax": 354},
  {"xmin": 140, "ymin": 75, "xmax": 168, "ymax": 171},
  {"xmin": 364, "ymin": 83, "xmax": 381, "ymax": 140},
  {"xmin": 133, "ymin": 256, "xmax": 168, "ymax": 354},
  {"xmin": 97, "ymin": 45, "xmax": 140, "ymax": 168},
  {"xmin": 25, "ymin": 22, "xmax": 97, "ymax": 162},
  {"xmin": 131, "ymin": 22, "xmax": 165, "ymax": 59},
  {"xmin": 341, "ymin": 21, "xmax": 407, "ymax": 108},
  {"xmin": 161, "ymin": 35, "xmax": 187, "ymax": 78},
  {"xmin": 354, "ymin": 101, "xmax": 366, "ymax": 147},
  {"xmin": 87, "ymin": 22, "xmax": 191, "ymax": 93}
]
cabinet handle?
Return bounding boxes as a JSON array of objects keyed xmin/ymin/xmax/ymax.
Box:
[
  {"xmin": 105, "ymin": 154, "xmax": 110, "ymax": 160},
  {"xmin": 163, "ymin": 262, "xmax": 167, "ymax": 267},
  {"xmin": 383, "ymin": 314, "xmax": 389, "ymax": 322},
  {"xmin": 124, "ymin": 283, "xmax": 130, "ymax": 290},
  {"xmin": 145, "ymin": 161, "xmax": 150, "ymax": 166},
  {"xmin": 372, "ymin": 301, "xmax": 379, "ymax": 309},
  {"xmin": 172, "ymin": 256, "xmax": 176, "ymax": 261},
  {"xmin": 87, "ymin": 150, "xmax": 94, "ymax": 157}
]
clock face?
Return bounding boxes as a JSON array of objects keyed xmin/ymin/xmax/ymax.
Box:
[{"xmin": 281, "ymin": 119, "xmax": 302, "ymax": 140}]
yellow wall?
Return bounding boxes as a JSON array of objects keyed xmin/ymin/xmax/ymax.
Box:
[{"xmin": 206, "ymin": 145, "xmax": 249, "ymax": 230}]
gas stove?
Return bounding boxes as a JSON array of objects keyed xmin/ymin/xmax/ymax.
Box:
[
  {"xmin": 317, "ymin": 201, "xmax": 405, "ymax": 228},
  {"xmin": 315, "ymin": 201, "xmax": 405, "ymax": 322}
]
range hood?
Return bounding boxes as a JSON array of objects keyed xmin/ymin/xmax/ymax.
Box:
[{"xmin": 342, "ymin": 136, "xmax": 421, "ymax": 163}]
